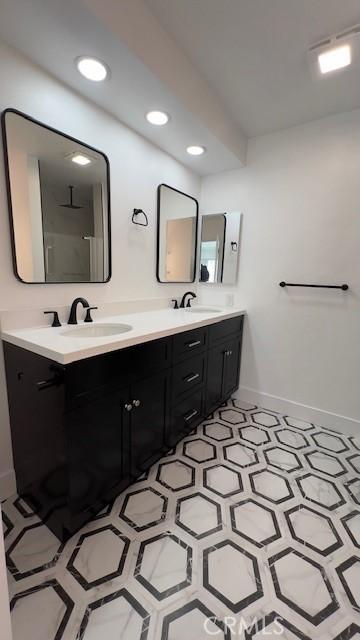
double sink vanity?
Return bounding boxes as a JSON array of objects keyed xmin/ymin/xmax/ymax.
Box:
[{"xmin": 2, "ymin": 303, "xmax": 245, "ymax": 541}]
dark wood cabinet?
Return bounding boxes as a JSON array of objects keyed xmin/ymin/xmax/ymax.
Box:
[{"xmin": 3, "ymin": 313, "xmax": 243, "ymax": 541}]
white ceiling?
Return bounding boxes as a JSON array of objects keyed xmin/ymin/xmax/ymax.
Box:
[
  {"xmin": 146, "ymin": 0, "xmax": 360, "ymax": 137},
  {"xmin": 1, "ymin": 0, "xmax": 360, "ymax": 174}
]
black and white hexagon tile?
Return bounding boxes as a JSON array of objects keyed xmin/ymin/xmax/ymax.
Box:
[{"xmin": 3, "ymin": 398, "xmax": 360, "ymax": 640}]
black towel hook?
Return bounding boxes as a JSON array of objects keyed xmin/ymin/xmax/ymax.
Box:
[{"xmin": 132, "ymin": 208, "xmax": 149, "ymax": 227}]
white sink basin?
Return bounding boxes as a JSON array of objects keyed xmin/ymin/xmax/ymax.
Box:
[
  {"xmin": 186, "ymin": 307, "xmax": 221, "ymax": 314},
  {"xmin": 61, "ymin": 323, "xmax": 133, "ymax": 338}
]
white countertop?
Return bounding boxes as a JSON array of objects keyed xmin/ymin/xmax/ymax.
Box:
[{"xmin": 1, "ymin": 306, "xmax": 246, "ymax": 365}]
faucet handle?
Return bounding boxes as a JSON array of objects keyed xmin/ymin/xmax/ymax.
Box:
[
  {"xmin": 84, "ymin": 307, "xmax": 98, "ymax": 323},
  {"xmin": 171, "ymin": 299, "xmax": 179, "ymax": 309},
  {"xmin": 44, "ymin": 311, "xmax": 61, "ymax": 327}
]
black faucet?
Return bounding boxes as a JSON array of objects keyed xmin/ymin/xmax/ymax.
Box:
[
  {"xmin": 179, "ymin": 291, "xmax": 197, "ymax": 308},
  {"xmin": 68, "ymin": 298, "xmax": 90, "ymax": 325}
]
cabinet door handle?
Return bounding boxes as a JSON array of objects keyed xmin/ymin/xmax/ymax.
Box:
[
  {"xmin": 187, "ymin": 340, "xmax": 201, "ymax": 348},
  {"xmin": 184, "ymin": 409, "xmax": 198, "ymax": 422},
  {"xmin": 124, "ymin": 403, "xmax": 133, "ymax": 412},
  {"xmin": 185, "ymin": 372, "xmax": 200, "ymax": 383},
  {"xmin": 133, "ymin": 399, "xmax": 141, "ymax": 407},
  {"xmin": 224, "ymin": 350, "xmax": 232, "ymax": 357}
]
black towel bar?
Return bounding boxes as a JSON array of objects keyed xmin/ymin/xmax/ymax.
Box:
[{"xmin": 279, "ymin": 282, "xmax": 348, "ymax": 291}]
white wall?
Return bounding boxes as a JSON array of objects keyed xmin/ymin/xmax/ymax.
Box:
[
  {"xmin": 0, "ymin": 41, "xmax": 200, "ymax": 497},
  {"xmin": 200, "ymin": 109, "xmax": 360, "ymax": 433}
]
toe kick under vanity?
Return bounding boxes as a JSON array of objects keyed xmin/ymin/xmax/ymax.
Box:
[{"xmin": 2, "ymin": 308, "xmax": 244, "ymax": 541}]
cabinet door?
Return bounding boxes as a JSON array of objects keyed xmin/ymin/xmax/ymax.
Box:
[
  {"xmin": 223, "ymin": 336, "xmax": 242, "ymax": 398},
  {"xmin": 205, "ymin": 342, "xmax": 226, "ymax": 415},
  {"xmin": 67, "ymin": 387, "xmax": 128, "ymax": 515},
  {"xmin": 129, "ymin": 371, "xmax": 169, "ymax": 478}
]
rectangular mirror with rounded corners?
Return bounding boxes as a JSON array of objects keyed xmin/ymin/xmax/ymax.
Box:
[
  {"xmin": 156, "ymin": 183, "xmax": 198, "ymax": 283},
  {"xmin": 2, "ymin": 109, "xmax": 111, "ymax": 283},
  {"xmin": 199, "ymin": 212, "xmax": 242, "ymax": 284}
]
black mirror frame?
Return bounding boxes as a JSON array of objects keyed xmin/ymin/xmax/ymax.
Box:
[
  {"xmin": 1, "ymin": 108, "xmax": 112, "ymax": 284},
  {"xmin": 156, "ymin": 183, "xmax": 199, "ymax": 283}
]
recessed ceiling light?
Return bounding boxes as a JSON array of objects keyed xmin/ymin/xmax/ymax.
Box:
[
  {"xmin": 186, "ymin": 145, "xmax": 205, "ymax": 156},
  {"xmin": 70, "ymin": 153, "xmax": 92, "ymax": 166},
  {"xmin": 318, "ymin": 44, "xmax": 351, "ymax": 74},
  {"xmin": 145, "ymin": 110, "xmax": 169, "ymax": 126},
  {"xmin": 76, "ymin": 56, "xmax": 109, "ymax": 81}
]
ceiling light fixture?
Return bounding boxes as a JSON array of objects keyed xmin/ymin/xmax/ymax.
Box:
[
  {"xmin": 76, "ymin": 56, "xmax": 109, "ymax": 82},
  {"xmin": 145, "ymin": 110, "xmax": 169, "ymax": 126},
  {"xmin": 318, "ymin": 44, "xmax": 351, "ymax": 74},
  {"xmin": 186, "ymin": 145, "xmax": 205, "ymax": 156},
  {"xmin": 70, "ymin": 153, "xmax": 92, "ymax": 166}
]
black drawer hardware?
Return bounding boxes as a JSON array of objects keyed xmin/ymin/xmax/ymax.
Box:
[
  {"xmin": 124, "ymin": 403, "xmax": 133, "ymax": 412},
  {"xmin": 185, "ymin": 372, "xmax": 200, "ymax": 383},
  {"xmin": 187, "ymin": 340, "xmax": 201, "ymax": 348},
  {"xmin": 184, "ymin": 409, "xmax": 198, "ymax": 422},
  {"xmin": 224, "ymin": 350, "xmax": 233, "ymax": 357},
  {"xmin": 132, "ymin": 399, "xmax": 141, "ymax": 407},
  {"xmin": 36, "ymin": 365, "xmax": 64, "ymax": 391}
]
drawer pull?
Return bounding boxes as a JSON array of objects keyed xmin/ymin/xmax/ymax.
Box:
[
  {"xmin": 187, "ymin": 340, "xmax": 201, "ymax": 348},
  {"xmin": 133, "ymin": 399, "xmax": 141, "ymax": 408},
  {"xmin": 185, "ymin": 372, "xmax": 200, "ymax": 383},
  {"xmin": 224, "ymin": 350, "xmax": 233, "ymax": 357},
  {"xmin": 124, "ymin": 403, "xmax": 133, "ymax": 412},
  {"xmin": 184, "ymin": 409, "xmax": 198, "ymax": 422}
]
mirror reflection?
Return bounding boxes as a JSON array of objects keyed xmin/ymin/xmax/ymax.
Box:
[
  {"xmin": 3, "ymin": 110, "xmax": 110, "ymax": 283},
  {"xmin": 199, "ymin": 212, "xmax": 242, "ymax": 284},
  {"xmin": 157, "ymin": 184, "xmax": 198, "ymax": 283}
]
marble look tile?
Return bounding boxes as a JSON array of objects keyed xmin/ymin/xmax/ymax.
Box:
[
  {"xmin": 347, "ymin": 455, "xmax": 360, "ymax": 475},
  {"xmin": 203, "ymin": 539, "xmax": 263, "ymax": 612},
  {"xmin": 274, "ymin": 429, "xmax": 309, "ymax": 450},
  {"xmin": 175, "ymin": 492, "xmax": 222, "ymax": 539},
  {"xmin": 218, "ymin": 408, "xmax": 246, "ymax": 425},
  {"xmin": 160, "ymin": 599, "xmax": 230, "ymax": 640},
  {"xmin": 203, "ymin": 422, "xmax": 234, "ymax": 442},
  {"xmin": 135, "ymin": 533, "xmax": 192, "ymax": 600},
  {"xmin": 203, "ymin": 464, "xmax": 243, "ymax": 498},
  {"xmin": 156, "ymin": 460, "xmax": 195, "ymax": 492},
  {"xmin": 250, "ymin": 469, "xmax": 294, "ymax": 504},
  {"xmin": 223, "ymin": 442, "xmax": 259, "ymax": 468},
  {"xmin": 336, "ymin": 556, "xmax": 360, "ymax": 612},
  {"xmin": 296, "ymin": 473, "xmax": 345, "ymax": 511},
  {"xmin": 230, "ymin": 499, "xmax": 281, "ymax": 548},
  {"xmin": 182, "ymin": 439, "xmax": 216, "ymax": 464},
  {"xmin": 269, "ymin": 548, "xmax": 339, "ymax": 625},
  {"xmin": 341, "ymin": 511, "xmax": 360, "ymax": 548},
  {"xmin": 345, "ymin": 479, "xmax": 360, "ymax": 506},
  {"xmin": 245, "ymin": 611, "xmax": 311, "ymax": 639},
  {"xmin": 78, "ymin": 588, "xmax": 150, "ymax": 640},
  {"xmin": 251, "ymin": 411, "xmax": 280, "ymax": 428},
  {"xmin": 264, "ymin": 446, "xmax": 302, "ymax": 473},
  {"xmin": 311, "ymin": 431, "xmax": 349, "ymax": 454},
  {"xmin": 285, "ymin": 504, "xmax": 343, "ymax": 556},
  {"xmin": 239, "ymin": 425, "xmax": 271, "ymax": 446},
  {"xmin": 6, "ymin": 522, "xmax": 62, "ymax": 581},
  {"xmin": 119, "ymin": 488, "xmax": 168, "ymax": 531},
  {"xmin": 304, "ymin": 450, "xmax": 347, "ymax": 478},
  {"xmin": 284, "ymin": 416, "xmax": 314, "ymax": 432}
]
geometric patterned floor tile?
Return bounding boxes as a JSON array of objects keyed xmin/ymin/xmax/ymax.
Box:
[
  {"xmin": 341, "ymin": 511, "xmax": 360, "ymax": 549},
  {"xmin": 230, "ymin": 499, "xmax": 281, "ymax": 548},
  {"xmin": 175, "ymin": 492, "xmax": 222, "ymax": 539},
  {"xmin": 269, "ymin": 547, "xmax": 339, "ymax": 625},
  {"xmin": 119, "ymin": 487, "xmax": 168, "ymax": 531},
  {"xmin": 66, "ymin": 525, "xmax": 130, "ymax": 590},
  {"xmin": 203, "ymin": 464, "xmax": 243, "ymax": 498},
  {"xmin": 251, "ymin": 411, "xmax": 280, "ymax": 428},
  {"xmin": 264, "ymin": 446, "xmax": 302, "ymax": 473},
  {"xmin": 134, "ymin": 533, "xmax": 192, "ymax": 600},
  {"xmin": 285, "ymin": 504, "xmax": 343, "ymax": 556},
  {"xmin": 161, "ymin": 599, "xmax": 230, "ymax": 640},
  {"xmin": 10, "ymin": 580, "xmax": 74, "ymax": 640},
  {"xmin": 203, "ymin": 539, "xmax": 263, "ymax": 612},
  {"xmin": 249, "ymin": 469, "xmax": 294, "ymax": 504},
  {"xmin": 78, "ymin": 588, "xmax": 150, "ymax": 640},
  {"xmin": 4, "ymin": 396, "xmax": 360, "ymax": 640},
  {"xmin": 304, "ymin": 450, "xmax": 347, "ymax": 478},
  {"xmin": 296, "ymin": 473, "xmax": 346, "ymax": 511},
  {"xmin": 336, "ymin": 556, "xmax": 360, "ymax": 613}
]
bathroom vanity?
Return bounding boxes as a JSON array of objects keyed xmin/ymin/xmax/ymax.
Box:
[{"xmin": 2, "ymin": 309, "xmax": 244, "ymax": 541}]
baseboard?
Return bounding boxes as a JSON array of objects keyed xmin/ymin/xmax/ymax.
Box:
[
  {"xmin": 235, "ymin": 386, "xmax": 360, "ymax": 437},
  {"xmin": 0, "ymin": 469, "xmax": 16, "ymax": 501}
]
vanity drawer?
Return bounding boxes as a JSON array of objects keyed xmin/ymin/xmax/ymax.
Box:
[
  {"xmin": 172, "ymin": 353, "xmax": 206, "ymax": 400},
  {"xmin": 208, "ymin": 315, "xmax": 244, "ymax": 345},
  {"xmin": 173, "ymin": 327, "xmax": 207, "ymax": 361},
  {"xmin": 168, "ymin": 389, "xmax": 204, "ymax": 446}
]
